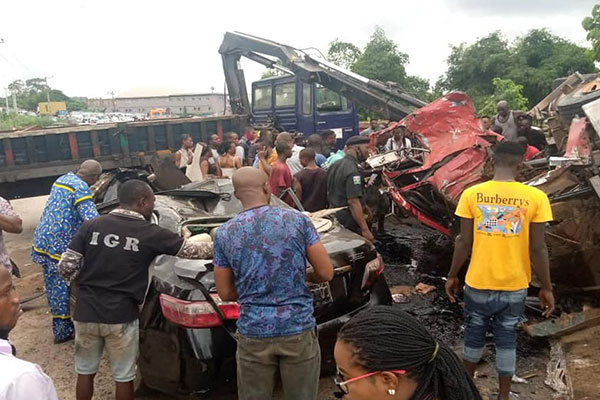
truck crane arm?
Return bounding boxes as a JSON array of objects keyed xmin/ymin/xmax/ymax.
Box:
[{"xmin": 218, "ymin": 31, "xmax": 427, "ymax": 121}]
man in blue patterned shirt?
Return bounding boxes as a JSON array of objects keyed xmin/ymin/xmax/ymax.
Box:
[
  {"xmin": 214, "ymin": 167, "xmax": 333, "ymax": 400},
  {"xmin": 32, "ymin": 160, "xmax": 102, "ymax": 343}
]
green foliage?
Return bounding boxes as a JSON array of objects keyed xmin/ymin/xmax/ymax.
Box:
[
  {"xmin": 7, "ymin": 78, "xmax": 76, "ymax": 112},
  {"xmin": 509, "ymin": 29, "xmax": 595, "ymax": 104},
  {"xmin": 583, "ymin": 4, "xmax": 600, "ymax": 62},
  {"xmin": 477, "ymin": 78, "xmax": 529, "ymax": 117},
  {"xmin": 326, "ymin": 27, "xmax": 433, "ymax": 113},
  {"xmin": 67, "ymin": 97, "xmax": 87, "ymax": 111},
  {"xmin": 0, "ymin": 113, "xmax": 56, "ymax": 131},
  {"xmin": 439, "ymin": 29, "xmax": 596, "ymax": 109},
  {"xmin": 260, "ymin": 69, "xmax": 289, "ymax": 79},
  {"xmin": 351, "ymin": 26, "xmax": 409, "ymax": 84},
  {"xmin": 327, "ymin": 39, "xmax": 362, "ymax": 69},
  {"xmin": 438, "ymin": 32, "xmax": 511, "ymax": 97}
]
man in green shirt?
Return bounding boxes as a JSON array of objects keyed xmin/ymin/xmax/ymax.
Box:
[{"xmin": 327, "ymin": 135, "xmax": 374, "ymax": 242}]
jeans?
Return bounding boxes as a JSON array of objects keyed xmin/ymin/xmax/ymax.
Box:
[
  {"xmin": 236, "ymin": 329, "xmax": 321, "ymax": 400},
  {"xmin": 463, "ymin": 285, "xmax": 527, "ymax": 376}
]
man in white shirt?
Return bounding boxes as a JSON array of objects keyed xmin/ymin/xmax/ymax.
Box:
[
  {"xmin": 209, "ymin": 134, "xmax": 222, "ymax": 161},
  {"xmin": 0, "ymin": 266, "xmax": 59, "ymax": 400},
  {"xmin": 385, "ymin": 125, "xmax": 412, "ymax": 154}
]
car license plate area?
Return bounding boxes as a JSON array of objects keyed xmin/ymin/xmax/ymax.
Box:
[{"xmin": 309, "ymin": 282, "xmax": 333, "ymax": 307}]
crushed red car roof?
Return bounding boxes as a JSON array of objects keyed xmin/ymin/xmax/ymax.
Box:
[{"xmin": 376, "ymin": 92, "xmax": 501, "ymax": 234}]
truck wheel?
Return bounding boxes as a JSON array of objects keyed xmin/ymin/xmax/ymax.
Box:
[{"xmin": 557, "ymin": 81, "xmax": 600, "ymax": 124}]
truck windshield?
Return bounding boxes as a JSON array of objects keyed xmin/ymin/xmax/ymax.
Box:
[
  {"xmin": 253, "ymin": 86, "xmax": 272, "ymax": 110},
  {"xmin": 275, "ymin": 83, "xmax": 296, "ymax": 107},
  {"xmin": 316, "ymin": 85, "xmax": 348, "ymax": 112}
]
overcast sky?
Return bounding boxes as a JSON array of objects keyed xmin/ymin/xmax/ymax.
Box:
[{"xmin": 0, "ymin": 0, "xmax": 597, "ymax": 99}]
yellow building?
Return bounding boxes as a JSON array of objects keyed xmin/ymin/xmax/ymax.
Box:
[{"xmin": 38, "ymin": 101, "xmax": 67, "ymax": 115}]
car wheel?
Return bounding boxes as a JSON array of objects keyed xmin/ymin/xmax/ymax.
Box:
[{"xmin": 557, "ymin": 80, "xmax": 600, "ymax": 123}]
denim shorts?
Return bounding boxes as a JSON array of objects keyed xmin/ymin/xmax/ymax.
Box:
[
  {"xmin": 74, "ymin": 319, "xmax": 139, "ymax": 382},
  {"xmin": 463, "ymin": 285, "xmax": 527, "ymax": 376}
]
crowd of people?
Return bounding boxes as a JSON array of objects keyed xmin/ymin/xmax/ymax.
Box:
[
  {"xmin": 0, "ymin": 105, "xmax": 555, "ymax": 400},
  {"xmin": 171, "ymin": 126, "xmax": 404, "ymax": 242}
]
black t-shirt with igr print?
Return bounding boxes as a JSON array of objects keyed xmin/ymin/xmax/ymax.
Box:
[{"xmin": 68, "ymin": 213, "xmax": 184, "ymax": 324}]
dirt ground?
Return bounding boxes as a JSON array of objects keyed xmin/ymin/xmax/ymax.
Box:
[{"xmin": 5, "ymin": 197, "xmax": 558, "ymax": 399}]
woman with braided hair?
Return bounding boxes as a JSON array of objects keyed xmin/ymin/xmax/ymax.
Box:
[{"xmin": 334, "ymin": 306, "xmax": 482, "ymax": 400}]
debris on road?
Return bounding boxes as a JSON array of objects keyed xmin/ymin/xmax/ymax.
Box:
[
  {"xmin": 392, "ymin": 293, "xmax": 410, "ymax": 303},
  {"xmin": 525, "ymin": 308, "xmax": 600, "ymax": 338},
  {"xmin": 415, "ymin": 282, "xmax": 436, "ymax": 295},
  {"xmin": 544, "ymin": 342, "xmax": 570, "ymax": 396}
]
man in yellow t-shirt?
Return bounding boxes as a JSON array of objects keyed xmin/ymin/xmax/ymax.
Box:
[{"xmin": 445, "ymin": 140, "xmax": 555, "ymax": 400}]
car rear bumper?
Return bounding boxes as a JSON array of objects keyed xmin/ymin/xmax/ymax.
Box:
[{"xmin": 140, "ymin": 276, "xmax": 391, "ymax": 395}]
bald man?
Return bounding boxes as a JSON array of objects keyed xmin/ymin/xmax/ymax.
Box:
[
  {"xmin": 493, "ymin": 101, "xmax": 526, "ymax": 141},
  {"xmin": 32, "ymin": 160, "xmax": 103, "ymax": 343},
  {"xmin": 213, "ymin": 167, "xmax": 333, "ymax": 400}
]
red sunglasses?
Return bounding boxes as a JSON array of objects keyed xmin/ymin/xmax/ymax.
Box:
[{"xmin": 334, "ymin": 368, "xmax": 406, "ymax": 394}]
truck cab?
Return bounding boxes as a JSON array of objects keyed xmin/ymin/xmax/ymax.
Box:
[{"xmin": 251, "ymin": 76, "xmax": 359, "ymax": 146}]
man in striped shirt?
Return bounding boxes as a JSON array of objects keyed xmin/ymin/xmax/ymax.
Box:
[{"xmin": 32, "ymin": 160, "xmax": 102, "ymax": 343}]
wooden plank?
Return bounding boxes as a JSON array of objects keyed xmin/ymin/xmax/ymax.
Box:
[
  {"xmin": 3, "ymin": 139, "xmax": 14, "ymax": 166},
  {"xmin": 530, "ymin": 72, "xmax": 584, "ymax": 116},
  {"xmin": 68, "ymin": 132, "xmax": 80, "ymax": 160},
  {"xmin": 147, "ymin": 125, "xmax": 156, "ymax": 152},
  {"xmin": 590, "ymin": 175, "xmax": 600, "ymax": 200},
  {"xmin": 524, "ymin": 308, "xmax": 600, "ymax": 337},
  {"xmin": 90, "ymin": 131, "xmax": 101, "ymax": 157}
]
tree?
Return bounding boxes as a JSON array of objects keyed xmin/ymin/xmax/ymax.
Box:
[
  {"xmin": 437, "ymin": 32, "xmax": 512, "ymax": 99},
  {"xmin": 352, "ymin": 26, "xmax": 409, "ymax": 84},
  {"xmin": 7, "ymin": 80, "xmax": 25, "ymax": 95},
  {"xmin": 327, "ymin": 39, "xmax": 362, "ymax": 69},
  {"xmin": 583, "ymin": 4, "xmax": 600, "ymax": 62},
  {"xmin": 67, "ymin": 99, "xmax": 87, "ymax": 111},
  {"xmin": 477, "ymin": 78, "xmax": 528, "ymax": 117},
  {"xmin": 439, "ymin": 29, "xmax": 596, "ymax": 109},
  {"xmin": 340, "ymin": 26, "xmax": 432, "ymax": 102},
  {"xmin": 509, "ymin": 29, "xmax": 595, "ymax": 105},
  {"xmin": 6, "ymin": 78, "xmax": 82, "ymax": 112},
  {"xmin": 260, "ymin": 69, "xmax": 288, "ymax": 79}
]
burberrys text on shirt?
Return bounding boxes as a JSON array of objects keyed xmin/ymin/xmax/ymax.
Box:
[{"xmin": 476, "ymin": 192, "xmax": 530, "ymax": 207}]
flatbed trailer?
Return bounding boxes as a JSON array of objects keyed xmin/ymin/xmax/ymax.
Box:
[{"xmin": 0, "ymin": 114, "xmax": 246, "ymax": 199}]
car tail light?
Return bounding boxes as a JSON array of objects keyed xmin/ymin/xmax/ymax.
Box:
[
  {"xmin": 159, "ymin": 293, "xmax": 239, "ymax": 328},
  {"xmin": 361, "ymin": 254, "xmax": 384, "ymax": 290}
]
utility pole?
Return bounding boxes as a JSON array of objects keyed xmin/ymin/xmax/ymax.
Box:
[
  {"xmin": 12, "ymin": 91, "xmax": 17, "ymax": 114},
  {"xmin": 107, "ymin": 91, "xmax": 116, "ymax": 112},
  {"xmin": 4, "ymin": 88, "xmax": 9, "ymax": 113},
  {"xmin": 44, "ymin": 76, "xmax": 53, "ymax": 103},
  {"xmin": 1, "ymin": 40, "xmax": 6, "ymax": 113}
]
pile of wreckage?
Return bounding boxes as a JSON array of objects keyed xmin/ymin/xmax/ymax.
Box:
[{"xmin": 368, "ymin": 74, "xmax": 600, "ymax": 398}]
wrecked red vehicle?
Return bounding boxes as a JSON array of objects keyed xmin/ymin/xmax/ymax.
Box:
[
  {"xmin": 372, "ymin": 90, "xmax": 600, "ymax": 289},
  {"xmin": 372, "ymin": 91, "xmax": 501, "ymax": 235}
]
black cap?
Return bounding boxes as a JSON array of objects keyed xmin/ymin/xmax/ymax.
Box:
[{"xmin": 346, "ymin": 135, "xmax": 370, "ymax": 146}]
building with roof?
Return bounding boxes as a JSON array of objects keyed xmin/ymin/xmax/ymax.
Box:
[{"xmin": 87, "ymin": 92, "xmax": 228, "ymax": 116}]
